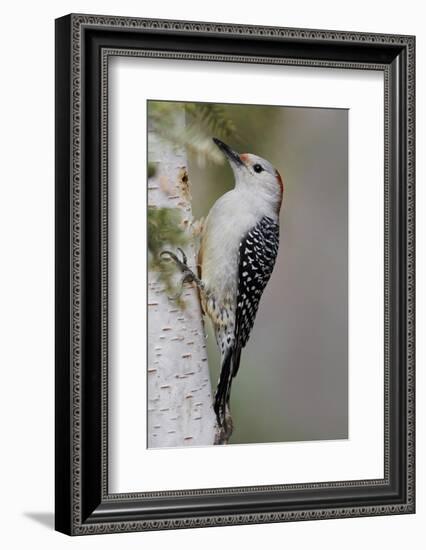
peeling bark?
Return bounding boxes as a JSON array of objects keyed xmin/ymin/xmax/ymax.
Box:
[{"xmin": 147, "ymin": 111, "xmax": 216, "ymax": 448}]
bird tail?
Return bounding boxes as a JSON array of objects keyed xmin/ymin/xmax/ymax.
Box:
[
  {"xmin": 232, "ymin": 345, "xmax": 242, "ymax": 378},
  {"xmin": 213, "ymin": 344, "xmax": 242, "ymax": 427},
  {"xmin": 213, "ymin": 347, "xmax": 233, "ymax": 427}
]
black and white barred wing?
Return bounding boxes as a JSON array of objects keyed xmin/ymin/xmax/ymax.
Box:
[{"xmin": 232, "ymin": 216, "xmax": 280, "ymax": 375}]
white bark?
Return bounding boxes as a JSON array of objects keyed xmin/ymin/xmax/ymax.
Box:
[{"xmin": 147, "ymin": 111, "xmax": 216, "ymax": 448}]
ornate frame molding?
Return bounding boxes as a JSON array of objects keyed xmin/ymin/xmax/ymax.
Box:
[{"xmin": 55, "ymin": 14, "xmax": 415, "ymax": 535}]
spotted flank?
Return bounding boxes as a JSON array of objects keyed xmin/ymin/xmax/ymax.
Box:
[
  {"xmin": 214, "ymin": 216, "xmax": 280, "ymax": 423},
  {"xmin": 233, "ymin": 216, "xmax": 279, "ymax": 372}
]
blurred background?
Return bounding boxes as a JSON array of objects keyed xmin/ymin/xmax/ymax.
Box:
[{"xmin": 149, "ymin": 100, "xmax": 348, "ymax": 445}]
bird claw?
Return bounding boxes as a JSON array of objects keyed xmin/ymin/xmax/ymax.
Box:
[
  {"xmin": 166, "ymin": 272, "xmax": 197, "ymax": 301},
  {"xmin": 160, "ymin": 247, "xmax": 188, "ymax": 271},
  {"xmin": 160, "ymin": 248, "xmax": 197, "ymax": 300}
]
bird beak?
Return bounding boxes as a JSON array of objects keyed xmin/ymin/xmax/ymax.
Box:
[{"xmin": 212, "ymin": 137, "xmax": 244, "ymax": 167}]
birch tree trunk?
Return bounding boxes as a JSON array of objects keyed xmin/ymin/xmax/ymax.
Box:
[{"xmin": 147, "ymin": 111, "xmax": 216, "ymax": 448}]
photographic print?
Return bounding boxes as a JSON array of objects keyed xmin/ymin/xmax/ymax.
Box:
[{"xmin": 147, "ymin": 100, "xmax": 348, "ymax": 448}]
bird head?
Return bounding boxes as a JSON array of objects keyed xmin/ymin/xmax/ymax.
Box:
[{"xmin": 213, "ymin": 137, "xmax": 283, "ymax": 213}]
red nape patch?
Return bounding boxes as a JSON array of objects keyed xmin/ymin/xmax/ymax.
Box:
[{"xmin": 275, "ymin": 169, "xmax": 284, "ymax": 197}]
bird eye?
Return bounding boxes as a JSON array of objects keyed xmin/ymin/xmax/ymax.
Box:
[{"xmin": 253, "ymin": 163, "xmax": 263, "ymax": 173}]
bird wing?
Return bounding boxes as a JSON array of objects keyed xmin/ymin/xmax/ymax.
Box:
[{"xmin": 232, "ymin": 216, "xmax": 280, "ymax": 376}]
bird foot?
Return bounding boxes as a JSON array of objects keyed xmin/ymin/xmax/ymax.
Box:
[
  {"xmin": 160, "ymin": 248, "xmax": 203, "ymax": 300},
  {"xmin": 160, "ymin": 246, "xmax": 189, "ymax": 271}
]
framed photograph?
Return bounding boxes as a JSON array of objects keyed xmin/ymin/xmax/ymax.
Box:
[{"xmin": 55, "ymin": 14, "xmax": 415, "ymax": 535}]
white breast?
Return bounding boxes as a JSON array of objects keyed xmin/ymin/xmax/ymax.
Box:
[{"xmin": 200, "ymin": 190, "xmax": 263, "ymax": 307}]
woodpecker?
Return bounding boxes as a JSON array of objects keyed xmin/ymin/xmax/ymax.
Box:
[{"xmin": 162, "ymin": 138, "xmax": 283, "ymax": 443}]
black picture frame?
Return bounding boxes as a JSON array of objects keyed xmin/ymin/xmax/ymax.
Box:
[{"xmin": 55, "ymin": 13, "xmax": 415, "ymax": 535}]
